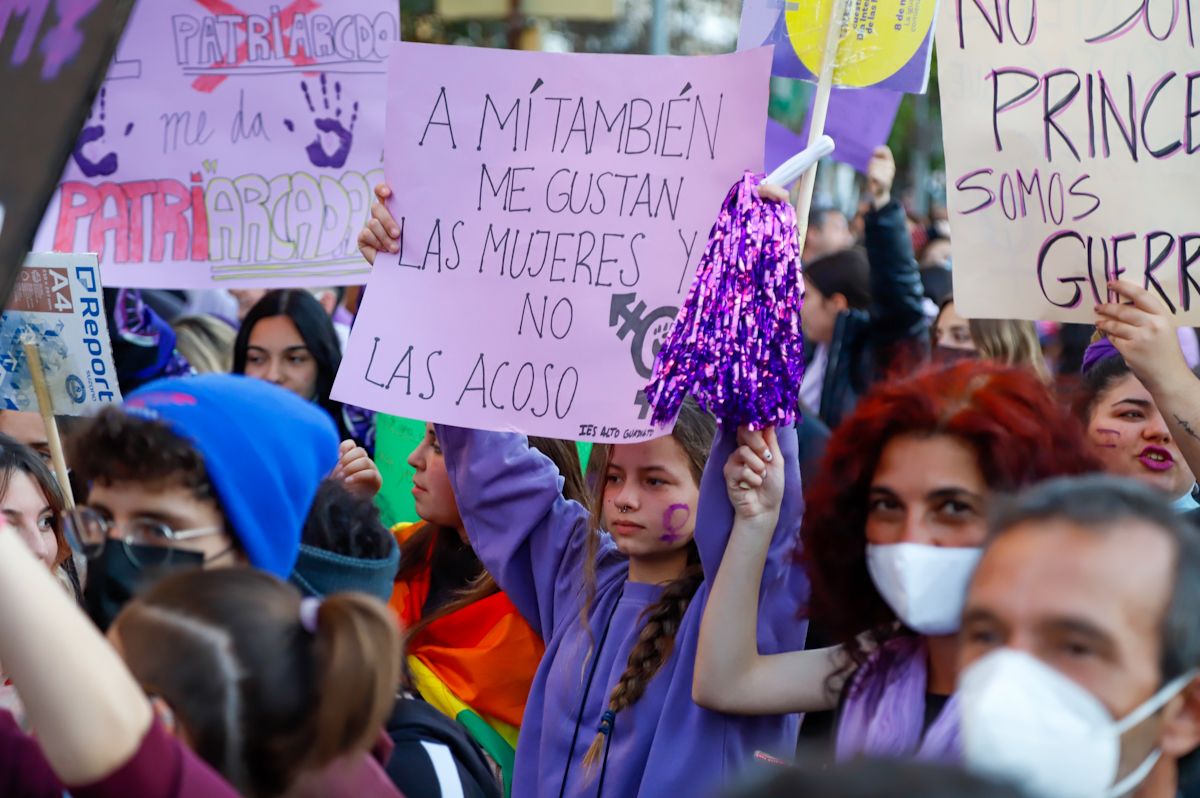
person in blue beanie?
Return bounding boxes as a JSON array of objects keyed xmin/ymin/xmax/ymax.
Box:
[{"xmin": 65, "ymin": 374, "xmax": 339, "ymax": 629}]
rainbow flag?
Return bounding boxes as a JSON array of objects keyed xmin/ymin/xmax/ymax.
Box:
[{"xmin": 391, "ymin": 523, "xmax": 544, "ymax": 796}]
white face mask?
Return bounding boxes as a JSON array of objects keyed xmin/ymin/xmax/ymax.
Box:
[
  {"xmin": 959, "ymin": 648, "xmax": 1196, "ymax": 798},
  {"xmin": 865, "ymin": 543, "xmax": 983, "ymax": 635}
]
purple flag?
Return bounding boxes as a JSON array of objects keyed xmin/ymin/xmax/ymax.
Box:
[
  {"xmin": 765, "ymin": 119, "xmax": 805, "ymax": 176},
  {"xmin": 799, "ymin": 87, "xmax": 902, "ymax": 173}
]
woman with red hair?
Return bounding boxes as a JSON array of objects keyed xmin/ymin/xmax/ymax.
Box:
[{"xmin": 694, "ymin": 361, "xmax": 1100, "ymax": 761}]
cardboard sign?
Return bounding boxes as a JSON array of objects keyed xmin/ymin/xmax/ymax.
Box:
[
  {"xmin": 739, "ymin": 0, "xmax": 938, "ymax": 93},
  {"xmin": 1, "ymin": 253, "xmax": 122, "ymax": 415},
  {"xmin": 332, "ymin": 43, "xmax": 771, "ymax": 443},
  {"xmin": 0, "ymin": 0, "xmax": 135, "ymax": 310},
  {"xmin": 33, "ymin": 0, "xmax": 395, "ymax": 290},
  {"xmin": 938, "ymin": 1, "xmax": 1200, "ymax": 323}
]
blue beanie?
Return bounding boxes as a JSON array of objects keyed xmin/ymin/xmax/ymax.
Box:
[{"xmin": 123, "ymin": 374, "xmax": 339, "ymax": 577}]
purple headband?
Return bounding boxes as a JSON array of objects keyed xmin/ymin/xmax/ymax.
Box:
[{"xmin": 1081, "ymin": 337, "xmax": 1121, "ymax": 375}]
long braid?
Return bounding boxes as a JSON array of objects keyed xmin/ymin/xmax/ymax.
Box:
[
  {"xmin": 582, "ymin": 548, "xmax": 704, "ymax": 772},
  {"xmin": 576, "ymin": 399, "xmax": 715, "ymax": 774}
]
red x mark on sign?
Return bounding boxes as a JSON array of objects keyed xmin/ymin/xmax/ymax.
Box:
[{"xmin": 190, "ymin": 0, "xmax": 321, "ymax": 93}]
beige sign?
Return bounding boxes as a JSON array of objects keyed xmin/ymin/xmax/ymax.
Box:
[{"xmin": 937, "ymin": 1, "xmax": 1199, "ymax": 323}]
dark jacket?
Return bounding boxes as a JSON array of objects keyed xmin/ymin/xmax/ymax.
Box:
[
  {"xmin": 798, "ymin": 404, "xmax": 830, "ymax": 490},
  {"xmin": 385, "ymin": 696, "xmax": 503, "ymax": 798},
  {"xmin": 817, "ymin": 200, "xmax": 929, "ymax": 429}
]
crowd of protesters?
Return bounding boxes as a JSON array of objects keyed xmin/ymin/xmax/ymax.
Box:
[{"xmin": 0, "ymin": 142, "xmax": 1198, "ymax": 798}]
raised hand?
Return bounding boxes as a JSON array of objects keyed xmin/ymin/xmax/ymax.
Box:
[
  {"xmin": 357, "ymin": 184, "xmax": 401, "ymax": 265},
  {"xmin": 1095, "ymin": 280, "xmax": 1189, "ymax": 392},
  {"xmin": 866, "ymin": 145, "xmax": 895, "ymax": 210},
  {"xmin": 757, "ymin": 183, "xmax": 790, "ymax": 203},
  {"xmin": 332, "ymin": 439, "xmax": 383, "ymax": 499},
  {"xmin": 724, "ymin": 426, "xmax": 784, "ymax": 527}
]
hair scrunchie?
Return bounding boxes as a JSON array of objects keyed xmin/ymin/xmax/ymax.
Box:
[
  {"xmin": 1081, "ymin": 336, "xmax": 1121, "ymax": 375},
  {"xmin": 299, "ymin": 596, "xmax": 322, "ymax": 634}
]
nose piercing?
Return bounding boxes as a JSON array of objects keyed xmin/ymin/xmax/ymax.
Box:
[{"xmin": 619, "ymin": 504, "xmax": 631, "ymax": 514}]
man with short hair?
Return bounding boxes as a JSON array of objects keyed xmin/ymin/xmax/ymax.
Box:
[
  {"xmin": 67, "ymin": 373, "xmax": 338, "ymax": 628},
  {"xmin": 959, "ymin": 475, "xmax": 1200, "ymax": 798}
]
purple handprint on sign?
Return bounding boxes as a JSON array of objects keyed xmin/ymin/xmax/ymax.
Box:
[
  {"xmin": 283, "ymin": 74, "xmax": 358, "ymax": 169},
  {"xmin": 71, "ymin": 87, "xmax": 134, "ymax": 177}
]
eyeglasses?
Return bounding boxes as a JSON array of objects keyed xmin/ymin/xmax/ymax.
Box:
[{"xmin": 64, "ymin": 507, "xmax": 224, "ymax": 566}]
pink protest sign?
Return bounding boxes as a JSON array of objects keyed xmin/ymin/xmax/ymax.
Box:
[
  {"xmin": 32, "ymin": 0, "xmax": 394, "ymax": 289},
  {"xmin": 332, "ymin": 43, "xmax": 771, "ymax": 443}
]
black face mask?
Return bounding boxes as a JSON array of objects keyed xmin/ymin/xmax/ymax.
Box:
[
  {"xmin": 933, "ymin": 345, "xmax": 977, "ymax": 366},
  {"xmin": 84, "ymin": 543, "xmax": 205, "ymax": 630}
]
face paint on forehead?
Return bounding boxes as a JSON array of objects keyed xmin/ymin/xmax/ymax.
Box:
[{"xmin": 660, "ymin": 504, "xmax": 691, "ymax": 542}]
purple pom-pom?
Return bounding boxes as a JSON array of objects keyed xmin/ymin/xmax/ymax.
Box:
[{"xmin": 645, "ymin": 171, "xmax": 805, "ymax": 428}]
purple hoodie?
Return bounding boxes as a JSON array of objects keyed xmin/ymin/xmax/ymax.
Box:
[{"xmin": 438, "ymin": 423, "xmax": 808, "ymax": 798}]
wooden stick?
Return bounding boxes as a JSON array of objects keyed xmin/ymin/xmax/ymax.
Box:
[
  {"xmin": 21, "ymin": 339, "xmax": 75, "ymax": 509},
  {"xmin": 794, "ymin": 0, "xmax": 855, "ymax": 251}
]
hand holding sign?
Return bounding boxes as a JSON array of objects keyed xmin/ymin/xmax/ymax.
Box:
[
  {"xmin": 757, "ymin": 184, "xmax": 790, "ymax": 203},
  {"xmin": 1096, "ymin": 281, "xmax": 1190, "ymax": 394},
  {"xmin": 357, "ymin": 184, "xmax": 401, "ymax": 266},
  {"xmin": 333, "ymin": 43, "xmax": 771, "ymax": 442}
]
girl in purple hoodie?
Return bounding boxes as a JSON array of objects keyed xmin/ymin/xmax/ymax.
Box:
[{"xmin": 436, "ymin": 399, "xmax": 807, "ymax": 798}]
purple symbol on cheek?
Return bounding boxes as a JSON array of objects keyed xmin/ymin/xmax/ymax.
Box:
[
  {"xmin": 661, "ymin": 504, "xmax": 691, "ymax": 542},
  {"xmin": 1095, "ymin": 427, "xmax": 1121, "ymax": 449}
]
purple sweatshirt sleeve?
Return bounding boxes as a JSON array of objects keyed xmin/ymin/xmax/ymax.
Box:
[
  {"xmin": 0, "ymin": 715, "xmax": 238, "ymax": 798},
  {"xmin": 0, "ymin": 709, "xmax": 60, "ymax": 797},
  {"xmin": 694, "ymin": 422, "xmax": 803, "ymax": 589},
  {"xmin": 69, "ymin": 720, "xmax": 239, "ymax": 798},
  {"xmin": 437, "ymin": 425, "xmax": 623, "ymax": 639}
]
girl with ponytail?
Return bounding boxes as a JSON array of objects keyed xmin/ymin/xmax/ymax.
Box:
[
  {"xmin": 435, "ymin": 398, "xmax": 808, "ymax": 796},
  {"xmin": 109, "ymin": 568, "xmax": 402, "ymax": 798}
]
